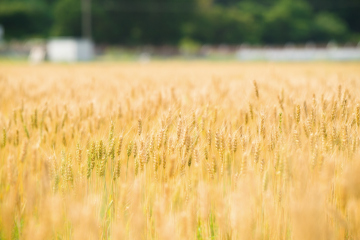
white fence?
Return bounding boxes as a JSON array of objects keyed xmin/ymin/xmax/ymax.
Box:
[{"xmin": 236, "ymin": 47, "xmax": 360, "ymax": 61}]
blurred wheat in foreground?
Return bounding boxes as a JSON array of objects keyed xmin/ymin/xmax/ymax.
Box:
[{"xmin": 0, "ymin": 62, "xmax": 360, "ymax": 240}]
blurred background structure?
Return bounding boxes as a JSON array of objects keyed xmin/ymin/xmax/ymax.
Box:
[{"xmin": 0, "ymin": 0, "xmax": 359, "ymax": 61}]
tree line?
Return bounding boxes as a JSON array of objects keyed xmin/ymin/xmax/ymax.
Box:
[{"xmin": 0, "ymin": 0, "xmax": 359, "ymax": 45}]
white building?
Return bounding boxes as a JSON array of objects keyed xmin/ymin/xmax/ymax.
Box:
[{"xmin": 47, "ymin": 38, "xmax": 94, "ymax": 62}]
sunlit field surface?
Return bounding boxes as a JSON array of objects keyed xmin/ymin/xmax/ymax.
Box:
[{"xmin": 0, "ymin": 62, "xmax": 360, "ymax": 240}]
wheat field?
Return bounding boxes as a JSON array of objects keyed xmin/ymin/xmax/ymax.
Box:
[{"xmin": 0, "ymin": 62, "xmax": 360, "ymax": 240}]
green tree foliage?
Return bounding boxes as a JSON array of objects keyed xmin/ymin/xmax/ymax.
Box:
[
  {"xmin": 0, "ymin": 1, "xmax": 52, "ymax": 39},
  {"xmin": 312, "ymin": 12, "xmax": 349, "ymax": 42},
  {"xmin": 52, "ymin": 0, "xmax": 81, "ymax": 37},
  {"xmin": 303, "ymin": 0, "xmax": 360, "ymax": 33},
  {"xmin": 0, "ymin": 0, "xmax": 358, "ymax": 44},
  {"xmin": 189, "ymin": 5, "xmax": 262, "ymax": 44},
  {"xmin": 263, "ymin": 0, "xmax": 313, "ymax": 43}
]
